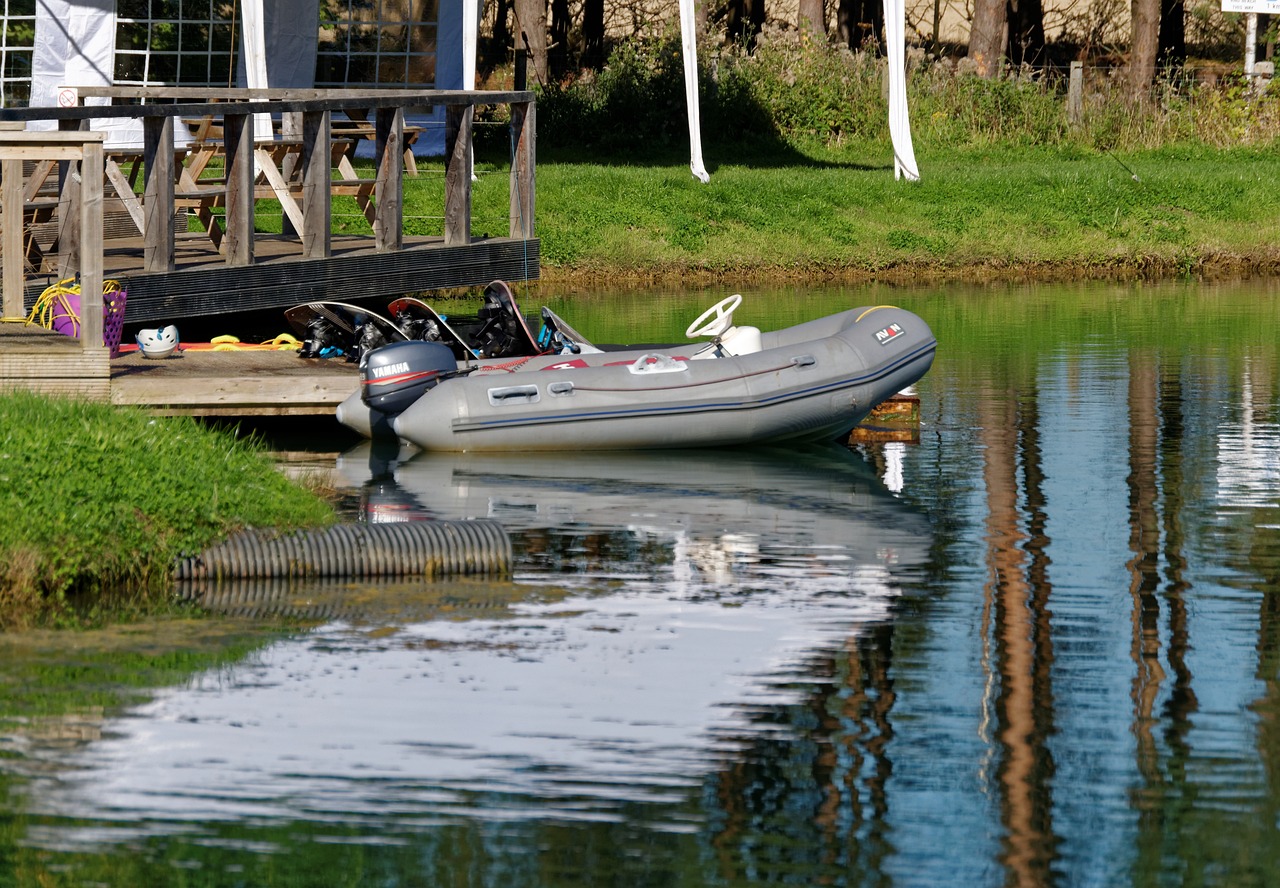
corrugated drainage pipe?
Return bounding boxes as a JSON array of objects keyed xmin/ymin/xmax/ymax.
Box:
[{"xmin": 174, "ymin": 519, "xmax": 511, "ymax": 581}]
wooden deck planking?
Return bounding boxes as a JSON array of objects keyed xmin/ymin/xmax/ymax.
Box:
[{"xmin": 108, "ymin": 348, "xmax": 357, "ymax": 416}]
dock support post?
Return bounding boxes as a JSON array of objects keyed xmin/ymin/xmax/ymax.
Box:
[
  {"xmin": 224, "ymin": 112, "xmax": 256, "ymax": 266},
  {"xmin": 302, "ymin": 110, "xmax": 332, "ymax": 259},
  {"xmin": 510, "ymin": 101, "xmax": 535, "ymax": 240},
  {"xmin": 2, "ymin": 157, "xmax": 22, "ymax": 318},
  {"xmin": 143, "ymin": 115, "xmax": 176, "ymax": 272},
  {"xmin": 375, "ymin": 107, "xmax": 404, "ymax": 252},
  {"xmin": 444, "ymin": 103, "xmax": 472, "ymax": 246}
]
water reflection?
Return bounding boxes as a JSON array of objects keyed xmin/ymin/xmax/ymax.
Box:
[
  {"xmin": 2, "ymin": 280, "xmax": 1279, "ymax": 885},
  {"xmin": 18, "ymin": 445, "xmax": 933, "ymax": 850}
]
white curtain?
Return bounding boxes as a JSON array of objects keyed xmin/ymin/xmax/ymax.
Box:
[
  {"xmin": 679, "ymin": 0, "xmax": 710, "ymax": 183},
  {"xmin": 239, "ymin": 0, "xmax": 273, "ymax": 141},
  {"xmin": 30, "ymin": 0, "xmax": 142, "ymax": 146},
  {"xmin": 883, "ymin": 0, "xmax": 920, "ymax": 181}
]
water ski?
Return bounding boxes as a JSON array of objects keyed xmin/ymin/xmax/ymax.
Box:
[
  {"xmin": 470, "ymin": 280, "xmax": 542, "ymax": 358},
  {"xmin": 285, "ymin": 301, "xmax": 405, "ymax": 360},
  {"xmin": 387, "ymin": 297, "xmax": 479, "ymax": 361}
]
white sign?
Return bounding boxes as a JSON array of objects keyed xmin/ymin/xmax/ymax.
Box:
[
  {"xmin": 1222, "ymin": 0, "xmax": 1279, "ymax": 12},
  {"xmin": 56, "ymin": 87, "xmax": 77, "ymax": 108}
]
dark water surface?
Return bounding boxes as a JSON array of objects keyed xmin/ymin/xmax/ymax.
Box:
[{"xmin": 2, "ymin": 279, "xmax": 1278, "ymax": 886}]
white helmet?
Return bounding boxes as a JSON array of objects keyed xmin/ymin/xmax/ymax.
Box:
[{"xmin": 136, "ymin": 325, "xmax": 179, "ymax": 359}]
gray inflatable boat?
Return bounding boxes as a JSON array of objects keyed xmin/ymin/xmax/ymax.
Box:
[{"xmin": 336, "ymin": 295, "xmax": 937, "ymax": 452}]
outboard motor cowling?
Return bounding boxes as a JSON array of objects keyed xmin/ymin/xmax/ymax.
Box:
[{"xmin": 360, "ymin": 340, "xmax": 457, "ymax": 416}]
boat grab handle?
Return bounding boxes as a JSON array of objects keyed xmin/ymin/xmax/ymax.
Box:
[
  {"xmin": 548, "ymin": 381, "xmax": 575, "ymax": 396},
  {"xmin": 791, "ymin": 355, "xmax": 816, "ymax": 368},
  {"xmin": 488, "ymin": 384, "xmax": 540, "ymax": 406}
]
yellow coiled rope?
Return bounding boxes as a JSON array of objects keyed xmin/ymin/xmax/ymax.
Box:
[
  {"xmin": 208, "ymin": 333, "xmax": 302, "ymax": 351},
  {"xmin": 0, "ymin": 278, "xmax": 125, "ymax": 331}
]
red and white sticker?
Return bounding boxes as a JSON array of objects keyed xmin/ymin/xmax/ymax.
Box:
[
  {"xmin": 875, "ymin": 323, "xmax": 905, "ymax": 345},
  {"xmin": 56, "ymin": 88, "xmax": 78, "ymax": 108}
]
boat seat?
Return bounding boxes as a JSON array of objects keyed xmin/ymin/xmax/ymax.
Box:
[
  {"xmin": 692, "ymin": 324, "xmax": 762, "ymax": 359},
  {"xmin": 720, "ymin": 325, "xmax": 762, "ymax": 355}
]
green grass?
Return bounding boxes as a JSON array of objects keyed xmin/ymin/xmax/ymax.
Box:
[
  {"xmin": 0, "ymin": 393, "xmax": 334, "ymax": 627},
  {"xmin": 422, "ymin": 142, "xmax": 1279, "ymax": 282}
]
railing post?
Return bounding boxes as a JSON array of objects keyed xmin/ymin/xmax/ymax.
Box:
[
  {"xmin": 223, "ymin": 112, "xmax": 256, "ymax": 265},
  {"xmin": 2, "ymin": 156, "xmax": 23, "ymax": 318},
  {"xmin": 375, "ymin": 106, "xmax": 404, "ymax": 251},
  {"xmin": 510, "ymin": 100, "xmax": 535, "ymax": 240},
  {"xmin": 143, "ymin": 115, "xmax": 176, "ymax": 272},
  {"xmin": 79, "ymin": 138, "xmax": 104, "ymax": 350},
  {"xmin": 301, "ymin": 109, "xmax": 332, "ymax": 259},
  {"xmin": 443, "ymin": 103, "xmax": 472, "ymax": 246}
]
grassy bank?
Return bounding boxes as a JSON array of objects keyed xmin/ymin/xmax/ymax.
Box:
[
  {"xmin": 513, "ymin": 144, "xmax": 1280, "ymax": 285},
  {"xmin": 431, "ymin": 31, "xmax": 1280, "ymax": 285},
  {"xmin": 0, "ymin": 393, "xmax": 334, "ymax": 629}
]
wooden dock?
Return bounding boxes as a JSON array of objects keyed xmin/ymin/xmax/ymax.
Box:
[
  {"xmin": 0, "ymin": 322, "xmax": 353, "ymax": 414},
  {"xmin": 0, "ymin": 87, "xmax": 538, "ymax": 325},
  {"xmin": 0, "ymin": 87, "xmax": 537, "ymax": 412}
]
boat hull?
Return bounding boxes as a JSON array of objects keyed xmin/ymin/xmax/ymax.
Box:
[{"xmin": 337, "ymin": 305, "xmax": 937, "ymax": 452}]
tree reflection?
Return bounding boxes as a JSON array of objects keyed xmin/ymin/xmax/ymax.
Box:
[{"xmin": 979, "ymin": 386, "xmax": 1061, "ymax": 886}]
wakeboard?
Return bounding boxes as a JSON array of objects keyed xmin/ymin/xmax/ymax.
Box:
[
  {"xmin": 285, "ymin": 301, "xmax": 406, "ymax": 361},
  {"xmin": 387, "ymin": 297, "xmax": 479, "ymax": 361},
  {"xmin": 470, "ymin": 280, "xmax": 542, "ymax": 358}
]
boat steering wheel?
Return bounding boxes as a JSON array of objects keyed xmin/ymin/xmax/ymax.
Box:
[{"xmin": 686, "ymin": 294, "xmax": 743, "ymax": 339}]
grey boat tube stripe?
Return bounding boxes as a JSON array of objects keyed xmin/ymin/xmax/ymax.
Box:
[{"xmin": 453, "ymin": 340, "xmax": 937, "ymax": 433}]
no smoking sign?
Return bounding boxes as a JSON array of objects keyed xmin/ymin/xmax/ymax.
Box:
[{"xmin": 56, "ymin": 87, "xmax": 77, "ymax": 108}]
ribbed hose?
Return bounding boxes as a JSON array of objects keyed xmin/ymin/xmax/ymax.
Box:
[{"xmin": 174, "ymin": 519, "xmax": 511, "ymax": 581}]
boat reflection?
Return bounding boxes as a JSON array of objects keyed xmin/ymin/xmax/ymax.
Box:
[{"xmin": 341, "ymin": 441, "xmax": 933, "ymax": 600}]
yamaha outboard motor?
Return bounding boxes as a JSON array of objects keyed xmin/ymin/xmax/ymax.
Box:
[{"xmin": 360, "ymin": 340, "xmax": 458, "ymax": 416}]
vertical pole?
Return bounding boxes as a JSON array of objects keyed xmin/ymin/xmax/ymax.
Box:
[
  {"xmin": 374, "ymin": 106, "xmax": 404, "ymax": 252},
  {"xmin": 143, "ymin": 115, "xmax": 176, "ymax": 272},
  {"xmin": 79, "ymin": 139, "xmax": 104, "ymax": 350},
  {"xmin": 1067, "ymin": 61, "xmax": 1084, "ymax": 126},
  {"xmin": 223, "ymin": 112, "xmax": 256, "ymax": 266},
  {"xmin": 1245, "ymin": 14, "xmax": 1258, "ymax": 77},
  {"xmin": 301, "ymin": 109, "xmax": 332, "ymax": 259},
  {"xmin": 443, "ymin": 104, "xmax": 472, "ymax": 246},
  {"xmin": 509, "ymin": 101, "xmax": 535, "ymax": 240},
  {"xmin": 2, "ymin": 158, "xmax": 24, "ymax": 318}
]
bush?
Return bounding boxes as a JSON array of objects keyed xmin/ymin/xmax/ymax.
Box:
[{"xmin": 534, "ymin": 26, "xmax": 1280, "ymax": 158}]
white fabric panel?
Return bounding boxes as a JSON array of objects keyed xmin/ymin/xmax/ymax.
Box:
[
  {"xmin": 883, "ymin": 0, "xmax": 920, "ymax": 181},
  {"xmin": 679, "ymin": 0, "xmax": 710, "ymax": 183},
  {"xmin": 239, "ymin": 0, "xmax": 273, "ymax": 141},
  {"xmin": 30, "ymin": 0, "xmax": 142, "ymax": 146},
  {"xmin": 235, "ymin": 0, "xmax": 319, "ymax": 89}
]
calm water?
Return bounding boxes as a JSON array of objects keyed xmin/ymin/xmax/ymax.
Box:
[{"xmin": 1, "ymin": 278, "xmax": 1278, "ymax": 886}]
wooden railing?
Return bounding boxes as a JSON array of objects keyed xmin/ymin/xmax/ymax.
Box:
[
  {"xmin": 0, "ymin": 86, "xmax": 535, "ymax": 282},
  {"xmin": 0, "ymin": 130, "xmax": 104, "ymax": 349}
]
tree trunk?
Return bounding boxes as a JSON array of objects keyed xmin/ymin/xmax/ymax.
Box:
[
  {"xmin": 1158, "ymin": 0, "xmax": 1186, "ymax": 71},
  {"xmin": 1129, "ymin": 0, "xmax": 1160, "ymax": 99},
  {"xmin": 492, "ymin": 0, "xmax": 512, "ymax": 68},
  {"xmin": 582, "ymin": 0, "xmax": 605, "ymax": 69},
  {"xmin": 968, "ymin": 0, "xmax": 1007, "ymax": 76},
  {"xmin": 549, "ymin": 0, "xmax": 569, "ymax": 79},
  {"xmin": 799, "ymin": 0, "xmax": 826, "ymax": 39},
  {"xmin": 514, "ymin": 0, "xmax": 548, "ymax": 87},
  {"xmin": 836, "ymin": 0, "xmax": 883, "ymax": 50},
  {"xmin": 1008, "ymin": 0, "xmax": 1046, "ymax": 68}
]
